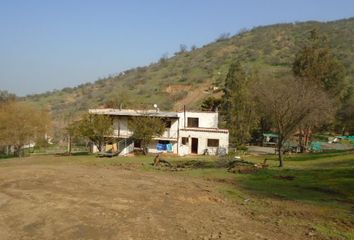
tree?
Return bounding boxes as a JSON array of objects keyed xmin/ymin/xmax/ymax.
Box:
[
  {"xmin": 176, "ymin": 44, "xmax": 188, "ymax": 54},
  {"xmin": 293, "ymin": 29, "xmax": 347, "ymax": 98},
  {"xmin": 0, "ymin": 90, "xmax": 16, "ymax": 103},
  {"xmin": 292, "ymin": 29, "xmax": 349, "ymax": 142},
  {"xmin": 255, "ymin": 78, "xmax": 334, "ymax": 167},
  {"xmin": 201, "ymin": 96, "xmax": 222, "ymax": 111},
  {"xmin": 129, "ymin": 116, "xmax": 165, "ymax": 155},
  {"xmin": 336, "ymin": 88, "xmax": 354, "ymax": 135},
  {"xmin": 65, "ymin": 121, "xmax": 80, "ymax": 155},
  {"xmin": 0, "ymin": 101, "xmax": 51, "ymax": 157},
  {"xmin": 222, "ymin": 61, "xmax": 258, "ymax": 146},
  {"xmin": 75, "ymin": 114, "xmax": 113, "ymax": 152}
]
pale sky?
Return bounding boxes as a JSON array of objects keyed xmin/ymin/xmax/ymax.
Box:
[{"xmin": 0, "ymin": 0, "xmax": 353, "ymax": 96}]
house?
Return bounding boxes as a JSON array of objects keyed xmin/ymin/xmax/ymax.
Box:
[{"xmin": 88, "ymin": 108, "xmax": 229, "ymax": 156}]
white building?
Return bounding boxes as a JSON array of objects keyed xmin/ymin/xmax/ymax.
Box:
[{"xmin": 89, "ymin": 108, "xmax": 229, "ymax": 156}]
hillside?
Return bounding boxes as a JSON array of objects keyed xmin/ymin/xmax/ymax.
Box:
[{"xmin": 24, "ymin": 18, "xmax": 354, "ymax": 120}]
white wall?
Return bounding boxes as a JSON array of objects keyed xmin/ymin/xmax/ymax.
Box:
[
  {"xmin": 178, "ymin": 112, "xmax": 218, "ymax": 128},
  {"xmin": 113, "ymin": 116, "xmax": 179, "ymax": 140},
  {"xmin": 147, "ymin": 140, "xmax": 178, "ymax": 154},
  {"xmin": 178, "ymin": 130, "xmax": 229, "ymax": 155}
]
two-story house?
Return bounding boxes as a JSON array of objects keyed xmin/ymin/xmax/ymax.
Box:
[{"xmin": 89, "ymin": 108, "xmax": 229, "ymax": 156}]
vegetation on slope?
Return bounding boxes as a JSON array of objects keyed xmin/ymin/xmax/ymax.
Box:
[{"xmin": 24, "ymin": 18, "xmax": 354, "ymax": 121}]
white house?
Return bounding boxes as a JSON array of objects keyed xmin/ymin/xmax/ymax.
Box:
[{"xmin": 89, "ymin": 108, "xmax": 229, "ymax": 156}]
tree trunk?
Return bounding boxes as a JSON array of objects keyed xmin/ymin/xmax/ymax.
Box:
[
  {"xmin": 14, "ymin": 145, "xmax": 23, "ymax": 158},
  {"xmin": 67, "ymin": 135, "xmax": 72, "ymax": 155},
  {"xmin": 142, "ymin": 144, "xmax": 147, "ymax": 155},
  {"xmin": 298, "ymin": 127, "xmax": 304, "ymax": 153},
  {"xmin": 304, "ymin": 126, "xmax": 311, "ymax": 151},
  {"xmin": 277, "ymin": 139, "xmax": 284, "ymax": 167}
]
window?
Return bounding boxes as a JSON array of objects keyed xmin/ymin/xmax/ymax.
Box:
[
  {"xmin": 187, "ymin": 117, "xmax": 199, "ymax": 127},
  {"xmin": 158, "ymin": 140, "xmax": 170, "ymax": 144},
  {"xmin": 207, "ymin": 139, "xmax": 219, "ymax": 147},
  {"xmin": 182, "ymin": 137, "xmax": 189, "ymax": 145}
]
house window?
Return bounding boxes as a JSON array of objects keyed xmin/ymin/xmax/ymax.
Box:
[
  {"xmin": 182, "ymin": 137, "xmax": 189, "ymax": 145},
  {"xmin": 207, "ymin": 139, "xmax": 219, "ymax": 147},
  {"xmin": 187, "ymin": 117, "xmax": 199, "ymax": 127},
  {"xmin": 158, "ymin": 140, "xmax": 170, "ymax": 144}
]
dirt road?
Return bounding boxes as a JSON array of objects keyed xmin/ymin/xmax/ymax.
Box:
[{"xmin": 0, "ymin": 160, "xmax": 297, "ymax": 240}]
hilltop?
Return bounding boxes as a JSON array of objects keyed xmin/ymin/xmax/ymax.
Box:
[{"xmin": 24, "ymin": 18, "xmax": 354, "ymax": 120}]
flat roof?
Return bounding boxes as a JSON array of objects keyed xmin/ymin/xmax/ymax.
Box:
[
  {"xmin": 89, "ymin": 109, "xmax": 179, "ymax": 118},
  {"xmin": 180, "ymin": 127, "xmax": 229, "ymax": 134}
]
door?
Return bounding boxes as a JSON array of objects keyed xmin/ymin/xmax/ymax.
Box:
[{"xmin": 191, "ymin": 138, "xmax": 198, "ymax": 154}]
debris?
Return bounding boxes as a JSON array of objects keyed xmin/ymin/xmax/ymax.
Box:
[{"xmin": 153, "ymin": 153, "xmax": 172, "ymax": 167}]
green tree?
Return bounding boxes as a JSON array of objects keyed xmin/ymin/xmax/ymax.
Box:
[
  {"xmin": 129, "ymin": 116, "xmax": 165, "ymax": 155},
  {"xmin": 293, "ymin": 29, "xmax": 347, "ymax": 98},
  {"xmin": 0, "ymin": 101, "xmax": 51, "ymax": 157},
  {"xmin": 201, "ymin": 96, "xmax": 222, "ymax": 111},
  {"xmin": 293, "ymin": 29, "xmax": 349, "ymax": 140},
  {"xmin": 75, "ymin": 114, "xmax": 113, "ymax": 152},
  {"xmin": 0, "ymin": 90, "xmax": 16, "ymax": 103},
  {"xmin": 222, "ymin": 61, "xmax": 257, "ymax": 146}
]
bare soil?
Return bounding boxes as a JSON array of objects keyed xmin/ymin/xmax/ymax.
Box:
[{"xmin": 0, "ymin": 160, "xmax": 317, "ymax": 240}]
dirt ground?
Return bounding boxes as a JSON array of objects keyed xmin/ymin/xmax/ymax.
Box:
[{"xmin": 0, "ymin": 159, "xmax": 315, "ymax": 240}]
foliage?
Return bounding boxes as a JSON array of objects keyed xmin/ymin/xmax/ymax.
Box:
[
  {"xmin": 128, "ymin": 116, "xmax": 165, "ymax": 155},
  {"xmin": 292, "ymin": 29, "xmax": 349, "ymax": 148},
  {"xmin": 0, "ymin": 90, "xmax": 16, "ymax": 103},
  {"xmin": 104, "ymin": 91, "xmax": 135, "ymax": 109},
  {"xmin": 74, "ymin": 114, "xmax": 113, "ymax": 152},
  {"xmin": 222, "ymin": 61, "xmax": 258, "ymax": 146},
  {"xmin": 201, "ymin": 96, "xmax": 222, "ymax": 111},
  {"xmin": 19, "ymin": 18, "xmax": 354, "ymax": 147},
  {"xmin": 293, "ymin": 29, "xmax": 347, "ymax": 98},
  {"xmin": 0, "ymin": 101, "xmax": 51, "ymax": 156}
]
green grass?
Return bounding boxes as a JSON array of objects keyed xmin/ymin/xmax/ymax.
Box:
[
  {"xmin": 163, "ymin": 151, "xmax": 354, "ymax": 239},
  {"xmin": 232, "ymin": 151, "xmax": 354, "ymax": 205}
]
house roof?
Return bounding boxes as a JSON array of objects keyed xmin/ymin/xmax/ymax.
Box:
[
  {"xmin": 263, "ymin": 133, "xmax": 278, "ymax": 138},
  {"xmin": 180, "ymin": 127, "xmax": 229, "ymax": 134},
  {"xmin": 89, "ymin": 109, "xmax": 179, "ymax": 118}
]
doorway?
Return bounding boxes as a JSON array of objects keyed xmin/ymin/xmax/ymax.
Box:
[{"xmin": 191, "ymin": 138, "xmax": 198, "ymax": 154}]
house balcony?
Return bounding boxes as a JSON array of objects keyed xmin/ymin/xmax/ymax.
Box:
[{"xmin": 112, "ymin": 129, "xmax": 178, "ymax": 141}]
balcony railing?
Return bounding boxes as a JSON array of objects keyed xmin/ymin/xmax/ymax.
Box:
[{"xmin": 113, "ymin": 129, "xmax": 177, "ymax": 139}]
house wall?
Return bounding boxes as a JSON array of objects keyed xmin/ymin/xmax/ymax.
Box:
[
  {"xmin": 147, "ymin": 140, "xmax": 178, "ymax": 154},
  {"xmin": 91, "ymin": 110, "xmax": 228, "ymax": 156},
  {"xmin": 160, "ymin": 118, "xmax": 179, "ymax": 139},
  {"xmin": 112, "ymin": 116, "xmax": 179, "ymax": 140},
  {"xmin": 178, "ymin": 130, "xmax": 229, "ymax": 155},
  {"xmin": 112, "ymin": 116, "xmax": 132, "ymax": 137},
  {"xmin": 177, "ymin": 112, "xmax": 218, "ymax": 128}
]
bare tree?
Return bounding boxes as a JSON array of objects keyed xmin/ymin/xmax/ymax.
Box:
[{"xmin": 254, "ymin": 78, "xmax": 335, "ymax": 167}]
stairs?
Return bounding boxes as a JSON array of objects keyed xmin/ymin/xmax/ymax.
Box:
[{"xmin": 117, "ymin": 137, "xmax": 134, "ymax": 156}]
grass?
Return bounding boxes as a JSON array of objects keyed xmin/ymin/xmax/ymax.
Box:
[
  {"xmin": 1, "ymin": 150, "xmax": 353, "ymax": 239},
  {"xmin": 162, "ymin": 151, "xmax": 354, "ymax": 239}
]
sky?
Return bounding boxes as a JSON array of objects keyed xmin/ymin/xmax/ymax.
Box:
[{"xmin": 0, "ymin": 0, "xmax": 353, "ymax": 96}]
